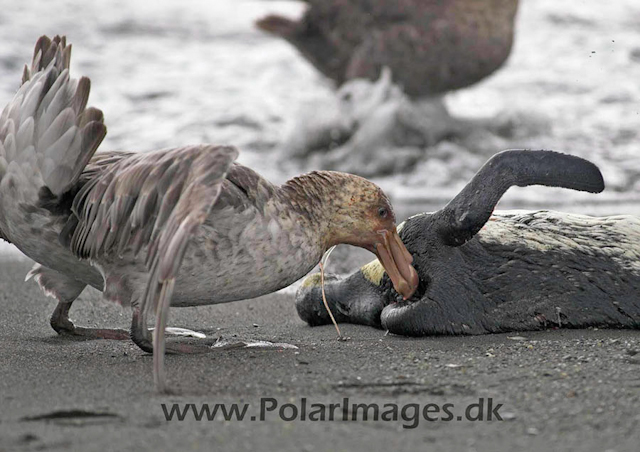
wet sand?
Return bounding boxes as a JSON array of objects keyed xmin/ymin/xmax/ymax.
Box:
[{"xmin": 1, "ymin": 259, "xmax": 638, "ymax": 451}]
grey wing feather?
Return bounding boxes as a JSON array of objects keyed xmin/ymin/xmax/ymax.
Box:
[
  {"xmin": 66, "ymin": 145, "xmax": 238, "ymax": 261},
  {"xmin": 64, "ymin": 144, "xmax": 239, "ymax": 391},
  {"xmin": 146, "ymin": 145, "xmax": 237, "ymax": 392},
  {"xmin": 0, "ymin": 35, "xmax": 106, "ymax": 203}
]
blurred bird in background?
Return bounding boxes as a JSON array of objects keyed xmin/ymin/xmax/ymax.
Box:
[{"xmin": 258, "ymin": 0, "xmax": 520, "ymax": 176}]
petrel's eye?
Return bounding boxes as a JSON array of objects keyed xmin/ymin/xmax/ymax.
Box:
[{"xmin": 378, "ymin": 207, "xmax": 388, "ymax": 218}]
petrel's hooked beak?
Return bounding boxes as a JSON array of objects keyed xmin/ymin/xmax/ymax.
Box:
[{"xmin": 373, "ymin": 228, "xmax": 419, "ymax": 299}]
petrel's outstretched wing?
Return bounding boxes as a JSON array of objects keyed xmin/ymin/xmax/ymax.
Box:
[
  {"xmin": 0, "ymin": 35, "xmax": 106, "ymax": 243},
  {"xmin": 64, "ymin": 144, "xmax": 238, "ymax": 391}
]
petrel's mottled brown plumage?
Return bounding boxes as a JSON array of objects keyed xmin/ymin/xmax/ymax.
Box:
[
  {"xmin": 257, "ymin": 0, "xmax": 519, "ymax": 98},
  {"xmin": 0, "ymin": 36, "xmax": 418, "ymax": 392}
]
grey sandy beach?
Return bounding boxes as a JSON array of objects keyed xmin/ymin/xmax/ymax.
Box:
[{"xmin": 1, "ymin": 259, "xmax": 639, "ymax": 451}]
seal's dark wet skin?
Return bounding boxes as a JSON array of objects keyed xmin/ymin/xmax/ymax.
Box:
[{"xmin": 296, "ymin": 149, "xmax": 640, "ymax": 336}]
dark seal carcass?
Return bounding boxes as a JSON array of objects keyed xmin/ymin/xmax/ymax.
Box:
[{"xmin": 296, "ymin": 150, "xmax": 640, "ymax": 335}]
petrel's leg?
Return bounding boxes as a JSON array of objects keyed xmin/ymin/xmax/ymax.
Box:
[{"xmin": 27, "ymin": 264, "xmax": 130, "ymax": 340}]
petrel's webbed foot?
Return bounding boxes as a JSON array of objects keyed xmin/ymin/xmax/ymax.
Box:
[
  {"xmin": 50, "ymin": 301, "xmax": 130, "ymax": 340},
  {"xmin": 129, "ymin": 308, "xmax": 243, "ymax": 355},
  {"xmin": 27, "ymin": 264, "xmax": 130, "ymax": 341}
]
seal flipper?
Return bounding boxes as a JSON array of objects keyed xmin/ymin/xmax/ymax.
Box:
[{"xmin": 434, "ymin": 149, "xmax": 604, "ymax": 247}]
